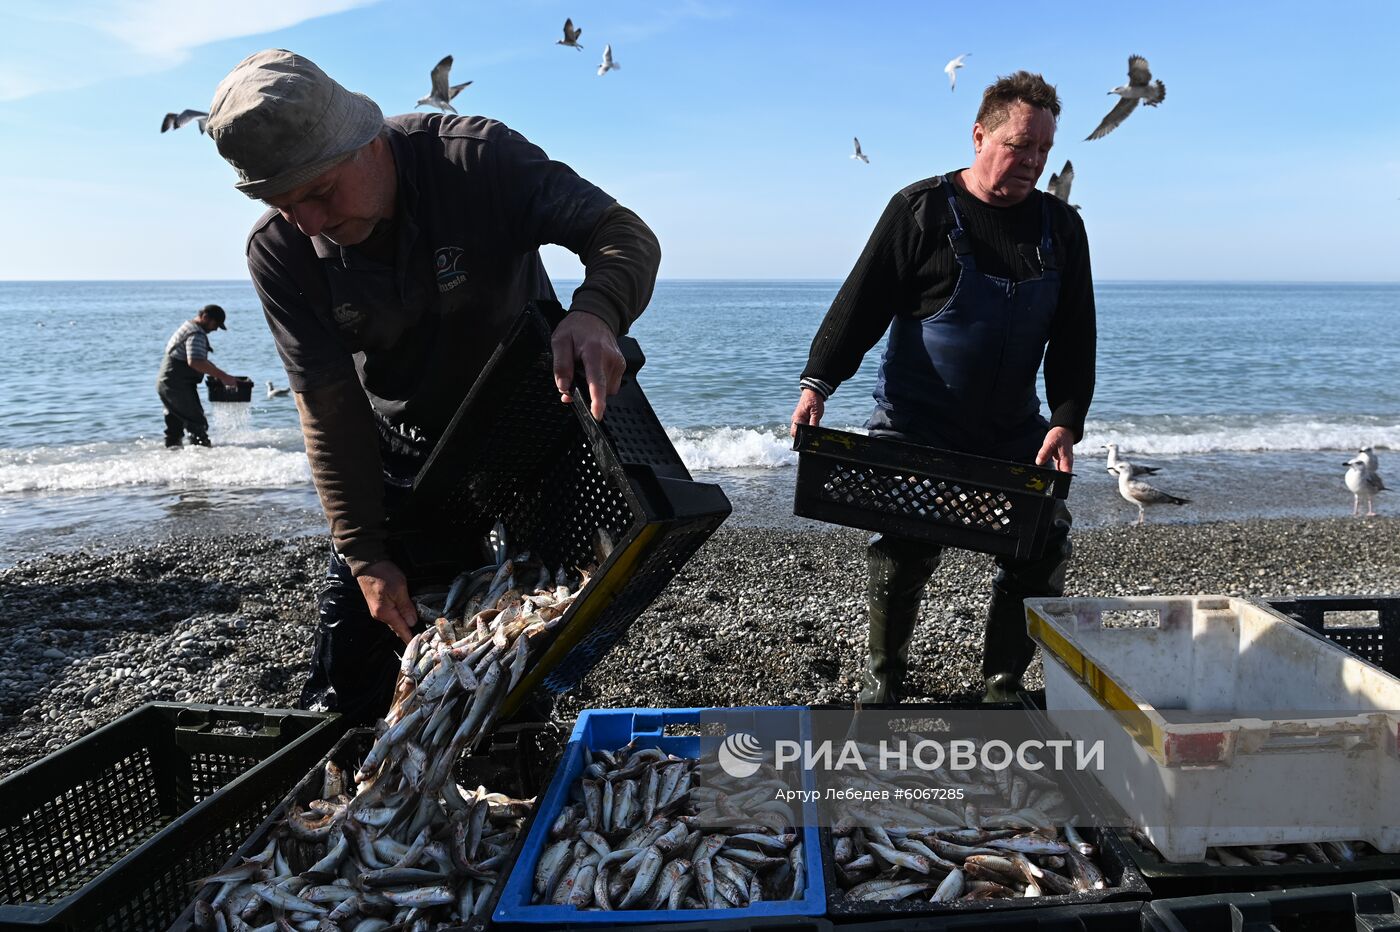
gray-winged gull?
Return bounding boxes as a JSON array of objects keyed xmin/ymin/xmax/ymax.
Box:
[
  {"xmin": 1086, "ymin": 55, "xmax": 1165, "ymax": 141},
  {"xmin": 1110, "ymin": 463, "xmax": 1189, "ymax": 525},
  {"xmin": 558, "ymin": 18, "xmax": 584, "ymax": 50},
  {"xmin": 1104, "ymin": 442, "xmax": 1161, "ymax": 478},
  {"xmin": 1047, "ymin": 160, "xmax": 1081, "ymax": 211},
  {"xmin": 267, "ymin": 381, "xmax": 291, "ymax": 399},
  {"xmin": 1345, "ymin": 450, "xmax": 1387, "ymax": 516},
  {"xmin": 416, "ymin": 56, "xmax": 472, "ymax": 113},
  {"xmin": 161, "ymin": 110, "xmax": 208, "ymax": 134},
  {"xmin": 851, "ymin": 137, "xmax": 869, "ymax": 163}
]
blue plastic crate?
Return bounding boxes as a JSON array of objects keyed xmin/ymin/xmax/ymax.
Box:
[{"xmin": 493, "ymin": 707, "xmax": 825, "ymax": 925}]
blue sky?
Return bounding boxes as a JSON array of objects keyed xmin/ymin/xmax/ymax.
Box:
[{"xmin": 1, "ymin": 0, "xmax": 1397, "ymax": 281}]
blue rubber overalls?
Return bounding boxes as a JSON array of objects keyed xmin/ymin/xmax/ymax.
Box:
[{"xmin": 859, "ymin": 174, "xmax": 1073, "ymax": 704}]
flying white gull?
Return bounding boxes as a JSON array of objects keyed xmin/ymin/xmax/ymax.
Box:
[
  {"xmin": 1047, "ymin": 160, "xmax": 1081, "ymax": 211},
  {"xmin": 1110, "ymin": 464, "xmax": 1189, "ymax": 526},
  {"xmin": 416, "ymin": 56, "xmax": 472, "ymax": 114},
  {"xmin": 598, "ymin": 44, "xmax": 619, "ymax": 76},
  {"xmin": 1086, "ymin": 55, "xmax": 1165, "ymax": 141},
  {"xmin": 557, "ymin": 18, "xmax": 584, "ymax": 50},
  {"xmin": 267, "ymin": 381, "xmax": 291, "ymax": 399},
  {"xmin": 944, "ymin": 53, "xmax": 970, "ymax": 91},
  {"xmin": 1103, "ymin": 443, "xmax": 1161, "ymax": 478},
  {"xmin": 161, "ymin": 110, "xmax": 208, "ymax": 134},
  {"xmin": 1345, "ymin": 450, "xmax": 1387, "ymax": 516},
  {"xmin": 851, "ymin": 137, "xmax": 869, "ymax": 163}
]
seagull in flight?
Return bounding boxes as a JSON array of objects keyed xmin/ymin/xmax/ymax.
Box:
[
  {"xmin": 416, "ymin": 56, "xmax": 472, "ymax": 114},
  {"xmin": 1086, "ymin": 55, "xmax": 1166, "ymax": 141},
  {"xmin": 1345, "ymin": 449, "xmax": 1387, "ymax": 516},
  {"xmin": 1110, "ymin": 464, "xmax": 1189, "ymax": 526},
  {"xmin": 1047, "ymin": 160, "xmax": 1081, "ymax": 211},
  {"xmin": 266, "ymin": 381, "xmax": 291, "ymax": 399},
  {"xmin": 851, "ymin": 137, "xmax": 869, "ymax": 163},
  {"xmin": 1103, "ymin": 443, "xmax": 1160, "ymax": 478},
  {"xmin": 598, "ymin": 44, "xmax": 619, "ymax": 76},
  {"xmin": 557, "ymin": 18, "xmax": 584, "ymax": 50},
  {"xmin": 161, "ymin": 110, "xmax": 208, "ymax": 134},
  {"xmin": 944, "ymin": 53, "xmax": 970, "ymax": 91}
]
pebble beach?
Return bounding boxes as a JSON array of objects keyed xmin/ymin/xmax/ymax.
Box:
[{"xmin": 3, "ymin": 515, "xmax": 1398, "ymax": 778}]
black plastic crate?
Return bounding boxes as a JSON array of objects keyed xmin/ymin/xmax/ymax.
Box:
[
  {"xmin": 171, "ymin": 718, "xmax": 564, "ymax": 931},
  {"xmin": 1143, "ymin": 879, "xmax": 1400, "ymax": 931},
  {"xmin": 387, "ymin": 301, "xmax": 731, "ymax": 709},
  {"xmin": 791, "ymin": 425, "xmax": 1071, "ymax": 561},
  {"xmin": 205, "ymin": 376, "xmax": 253, "ymax": 402},
  {"xmin": 835, "ymin": 900, "xmax": 1145, "ymax": 930},
  {"xmin": 1111, "ymin": 826, "xmax": 1400, "ymax": 898},
  {"xmin": 810, "ymin": 703, "xmax": 1149, "ymax": 922},
  {"xmin": 1265, "ymin": 595, "xmax": 1400, "ymax": 676},
  {"xmin": 0, "ymin": 703, "xmax": 341, "ymax": 932},
  {"xmin": 505, "ymin": 920, "xmax": 837, "ymax": 932}
]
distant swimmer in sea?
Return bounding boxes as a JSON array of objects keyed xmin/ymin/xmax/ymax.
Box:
[
  {"xmin": 157, "ymin": 304, "xmax": 240, "ymax": 448},
  {"xmin": 1345, "ymin": 448, "xmax": 1387, "ymax": 517},
  {"xmin": 1110, "ymin": 463, "xmax": 1190, "ymax": 526}
]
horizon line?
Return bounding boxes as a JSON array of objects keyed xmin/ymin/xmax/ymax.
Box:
[{"xmin": 3, "ymin": 277, "xmax": 1400, "ymax": 286}]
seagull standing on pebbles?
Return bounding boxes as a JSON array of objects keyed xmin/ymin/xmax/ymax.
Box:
[
  {"xmin": 1104, "ymin": 443, "xmax": 1161, "ymax": 478},
  {"xmin": 557, "ymin": 18, "xmax": 584, "ymax": 49},
  {"xmin": 851, "ymin": 137, "xmax": 869, "ymax": 163},
  {"xmin": 1345, "ymin": 450, "xmax": 1387, "ymax": 516},
  {"xmin": 161, "ymin": 110, "xmax": 208, "ymax": 134},
  {"xmin": 1110, "ymin": 464, "xmax": 1189, "ymax": 526},
  {"xmin": 1086, "ymin": 55, "xmax": 1165, "ymax": 141},
  {"xmin": 267, "ymin": 381, "xmax": 290, "ymax": 399},
  {"xmin": 416, "ymin": 56, "xmax": 472, "ymax": 114},
  {"xmin": 944, "ymin": 53, "xmax": 970, "ymax": 91},
  {"xmin": 598, "ymin": 44, "xmax": 619, "ymax": 76}
]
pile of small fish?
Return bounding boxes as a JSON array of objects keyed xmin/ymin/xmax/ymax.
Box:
[
  {"xmin": 192, "ymin": 551, "xmax": 588, "ymax": 931},
  {"xmin": 1126, "ymin": 829, "xmax": 1385, "ymax": 868},
  {"xmin": 827, "ymin": 738, "xmax": 1112, "ymax": 905},
  {"xmin": 531, "ymin": 743, "xmax": 809, "ymax": 910}
]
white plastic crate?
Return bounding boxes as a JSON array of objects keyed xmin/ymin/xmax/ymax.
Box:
[{"xmin": 1025, "ymin": 595, "xmax": 1400, "ymax": 862}]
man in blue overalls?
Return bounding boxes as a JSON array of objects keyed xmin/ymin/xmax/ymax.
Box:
[{"xmin": 791, "ymin": 72, "xmax": 1096, "ymax": 704}]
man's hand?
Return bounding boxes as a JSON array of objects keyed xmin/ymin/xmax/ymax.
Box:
[
  {"xmin": 218, "ymin": 373, "xmax": 241, "ymax": 387},
  {"xmin": 1035, "ymin": 426, "xmax": 1075, "ymax": 472},
  {"xmin": 354, "ymin": 560, "xmax": 418, "ymax": 644},
  {"xmin": 789, "ymin": 388, "xmax": 825, "ymax": 439},
  {"xmin": 552, "ymin": 312, "xmax": 626, "ymax": 421}
]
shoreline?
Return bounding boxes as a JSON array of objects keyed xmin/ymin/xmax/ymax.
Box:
[{"xmin": 3, "ymin": 515, "xmax": 1399, "ymax": 776}]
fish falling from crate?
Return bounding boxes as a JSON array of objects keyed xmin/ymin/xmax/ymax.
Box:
[
  {"xmin": 1109, "ymin": 463, "xmax": 1189, "ymax": 526},
  {"xmin": 531, "ymin": 741, "xmax": 808, "ymax": 910},
  {"xmin": 193, "ymin": 549, "xmax": 595, "ymax": 929}
]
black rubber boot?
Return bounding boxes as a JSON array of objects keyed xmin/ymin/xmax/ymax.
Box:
[
  {"xmin": 859, "ymin": 534, "xmax": 942, "ymax": 705},
  {"xmin": 982, "ymin": 501, "xmax": 1073, "ymax": 702},
  {"xmin": 189, "ymin": 434, "xmax": 212, "ymax": 448}
]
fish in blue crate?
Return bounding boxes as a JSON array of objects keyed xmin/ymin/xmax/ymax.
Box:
[
  {"xmin": 532, "ymin": 740, "xmax": 808, "ymax": 910},
  {"xmin": 191, "ymin": 548, "xmax": 594, "ymax": 929}
]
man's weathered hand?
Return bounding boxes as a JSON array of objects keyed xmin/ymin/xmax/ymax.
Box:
[
  {"xmin": 355, "ymin": 560, "xmax": 417, "ymax": 644},
  {"xmin": 1035, "ymin": 426, "xmax": 1075, "ymax": 472},
  {"xmin": 789, "ymin": 388, "xmax": 825, "ymax": 439},
  {"xmin": 219, "ymin": 374, "xmax": 241, "ymax": 387},
  {"xmin": 552, "ymin": 312, "xmax": 625, "ymax": 421}
]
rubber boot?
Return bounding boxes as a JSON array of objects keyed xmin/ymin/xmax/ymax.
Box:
[
  {"xmin": 189, "ymin": 433, "xmax": 212, "ymax": 448},
  {"xmin": 858, "ymin": 534, "xmax": 942, "ymax": 705},
  {"xmin": 982, "ymin": 501, "xmax": 1073, "ymax": 703}
]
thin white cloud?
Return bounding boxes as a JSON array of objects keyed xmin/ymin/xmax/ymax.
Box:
[{"xmin": 0, "ymin": 0, "xmax": 381, "ymax": 101}]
